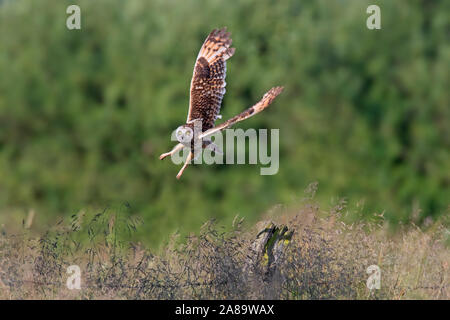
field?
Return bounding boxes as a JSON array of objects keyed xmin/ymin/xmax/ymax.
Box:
[
  {"xmin": 1, "ymin": 190, "xmax": 448, "ymax": 299},
  {"xmin": 0, "ymin": 0, "xmax": 448, "ymax": 300}
]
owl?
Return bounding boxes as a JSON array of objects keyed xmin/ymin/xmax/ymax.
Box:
[{"xmin": 159, "ymin": 28, "xmax": 283, "ymax": 178}]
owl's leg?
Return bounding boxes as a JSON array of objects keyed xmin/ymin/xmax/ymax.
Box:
[
  {"xmin": 215, "ymin": 115, "xmax": 222, "ymax": 120},
  {"xmin": 176, "ymin": 151, "xmax": 193, "ymax": 179},
  {"xmin": 159, "ymin": 143, "xmax": 184, "ymax": 160}
]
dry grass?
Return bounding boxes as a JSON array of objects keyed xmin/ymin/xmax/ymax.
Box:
[{"xmin": 0, "ymin": 200, "xmax": 448, "ymax": 300}]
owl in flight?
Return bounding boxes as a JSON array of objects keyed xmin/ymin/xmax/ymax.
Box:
[{"xmin": 159, "ymin": 28, "xmax": 283, "ymax": 179}]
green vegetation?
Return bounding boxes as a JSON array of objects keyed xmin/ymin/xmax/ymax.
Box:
[
  {"xmin": 1, "ymin": 199, "xmax": 448, "ymax": 299},
  {"xmin": 0, "ymin": 0, "xmax": 448, "ymax": 245}
]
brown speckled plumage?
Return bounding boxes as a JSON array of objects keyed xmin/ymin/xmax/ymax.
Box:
[
  {"xmin": 187, "ymin": 28, "xmax": 235, "ymax": 131},
  {"xmin": 198, "ymin": 86, "xmax": 284, "ymax": 139},
  {"xmin": 160, "ymin": 27, "xmax": 284, "ymax": 179}
]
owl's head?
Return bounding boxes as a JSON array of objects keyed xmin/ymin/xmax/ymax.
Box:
[{"xmin": 175, "ymin": 125, "xmax": 193, "ymax": 144}]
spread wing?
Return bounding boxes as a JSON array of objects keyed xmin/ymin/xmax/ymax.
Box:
[
  {"xmin": 199, "ymin": 87, "xmax": 284, "ymax": 139},
  {"xmin": 187, "ymin": 28, "xmax": 235, "ymax": 131}
]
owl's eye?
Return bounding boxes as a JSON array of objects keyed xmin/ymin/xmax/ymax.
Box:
[{"xmin": 186, "ymin": 131, "xmax": 191, "ymax": 136}]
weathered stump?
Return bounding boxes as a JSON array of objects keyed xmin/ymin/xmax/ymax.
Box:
[{"xmin": 245, "ymin": 222, "xmax": 294, "ymax": 281}]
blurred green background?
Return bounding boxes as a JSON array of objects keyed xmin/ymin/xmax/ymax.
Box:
[{"xmin": 0, "ymin": 0, "xmax": 448, "ymax": 245}]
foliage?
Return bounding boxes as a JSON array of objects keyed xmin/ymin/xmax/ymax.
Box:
[{"xmin": 0, "ymin": 0, "xmax": 448, "ymax": 244}]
